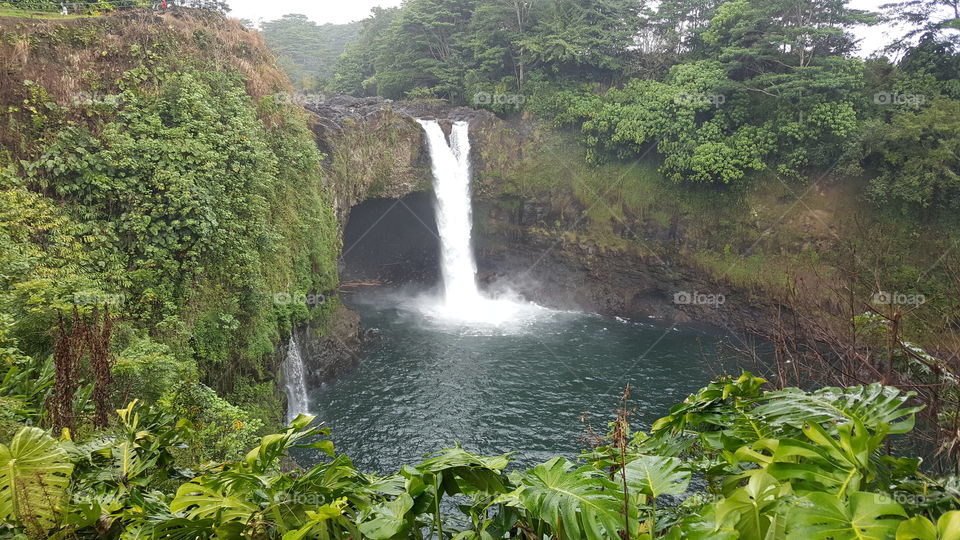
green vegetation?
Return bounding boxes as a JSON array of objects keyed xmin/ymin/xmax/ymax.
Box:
[
  {"xmin": 0, "ymin": 12, "xmax": 339, "ymax": 462},
  {"xmin": 0, "ymin": 0, "xmax": 230, "ymax": 14},
  {"xmin": 323, "ymin": 0, "xmax": 959, "ymax": 212},
  {"xmin": 0, "ymin": 2, "xmax": 958, "ymax": 538},
  {"xmin": 1, "ymin": 373, "xmax": 959, "ymax": 538},
  {"xmin": 260, "ymin": 15, "xmax": 362, "ymax": 91}
]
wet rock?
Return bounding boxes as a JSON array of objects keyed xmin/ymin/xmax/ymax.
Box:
[{"xmin": 288, "ymin": 305, "xmax": 363, "ymax": 386}]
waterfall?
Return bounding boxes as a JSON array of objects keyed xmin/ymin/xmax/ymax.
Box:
[
  {"xmin": 415, "ymin": 118, "xmax": 545, "ymax": 326},
  {"xmin": 417, "ymin": 119, "xmax": 483, "ymax": 307},
  {"xmin": 282, "ymin": 335, "xmax": 310, "ymax": 423}
]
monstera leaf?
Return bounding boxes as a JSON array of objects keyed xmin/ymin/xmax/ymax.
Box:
[
  {"xmin": 714, "ymin": 470, "xmax": 791, "ymax": 540},
  {"xmin": 0, "ymin": 426, "xmax": 74, "ymax": 535},
  {"xmin": 787, "ymin": 491, "xmax": 906, "ymax": 539},
  {"xmin": 624, "ymin": 454, "xmax": 691, "ymax": 499},
  {"xmin": 754, "ymin": 384, "xmax": 921, "ymax": 435},
  {"xmin": 514, "ymin": 457, "xmax": 625, "ymax": 540},
  {"xmin": 169, "ymin": 479, "xmax": 258, "ymax": 523}
]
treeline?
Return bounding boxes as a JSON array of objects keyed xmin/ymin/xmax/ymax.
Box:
[
  {"xmin": 314, "ymin": 0, "xmax": 959, "ymax": 210},
  {"xmin": 260, "ymin": 15, "xmax": 363, "ymax": 91}
]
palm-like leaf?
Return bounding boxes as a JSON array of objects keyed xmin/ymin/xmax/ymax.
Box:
[
  {"xmin": 514, "ymin": 457, "xmax": 624, "ymax": 540},
  {"xmin": 0, "ymin": 426, "xmax": 74, "ymax": 535}
]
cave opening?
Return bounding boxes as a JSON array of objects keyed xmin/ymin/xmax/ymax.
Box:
[{"xmin": 341, "ymin": 192, "xmax": 439, "ymax": 285}]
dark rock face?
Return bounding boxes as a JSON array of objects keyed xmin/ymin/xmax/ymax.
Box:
[
  {"xmin": 341, "ymin": 192, "xmax": 440, "ymax": 285},
  {"xmin": 473, "ymin": 205, "xmax": 767, "ymax": 332},
  {"xmin": 283, "ymin": 305, "xmax": 364, "ymax": 387}
]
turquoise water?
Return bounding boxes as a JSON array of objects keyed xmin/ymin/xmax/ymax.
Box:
[{"xmin": 300, "ymin": 287, "xmax": 731, "ymax": 473}]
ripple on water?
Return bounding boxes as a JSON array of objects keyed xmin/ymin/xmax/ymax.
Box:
[{"xmin": 295, "ymin": 287, "xmax": 730, "ymax": 474}]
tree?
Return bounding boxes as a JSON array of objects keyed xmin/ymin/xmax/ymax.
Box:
[
  {"xmin": 866, "ymin": 98, "xmax": 960, "ymax": 210},
  {"xmin": 881, "ymin": 0, "xmax": 960, "ymax": 48},
  {"xmin": 701, "ymin": 0, "xmax": 873, "ymax": 175},
  {"xmin": 519, "ymin": 0, "xmax": 644, "ymax": 83},
  {"xmin": 261, "ymin": 14, "xmax": 362, "ymax": 91}
]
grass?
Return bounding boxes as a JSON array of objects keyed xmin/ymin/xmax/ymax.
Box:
[{"xmin": 0, "ymin": 8, "xmax": 92, "ymax": 19}]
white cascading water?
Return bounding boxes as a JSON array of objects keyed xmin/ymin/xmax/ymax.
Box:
[
  {"xmin": 418, "ymin": 120, "xmax": 483, "ymax": 306},
  {"xmin": 282, "ymin": 335, "xmax": 311, "ymax": 423},
  {"xmin": 417, "ymin": 119, "xmax": 543, "ymax": 326}
]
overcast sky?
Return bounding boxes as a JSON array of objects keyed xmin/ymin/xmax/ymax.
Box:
[
  {"xmin": 225, "ymin": 0, "xmax": 902, "ymax": 57},
  {"xmin": 226, "ymin": 0, "xmax": 402, "ymax": 26}
]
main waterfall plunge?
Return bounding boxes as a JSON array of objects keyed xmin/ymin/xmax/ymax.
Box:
[
  {"xmin": 416, "ymin": 119, "xmax": 543, "ymax": 325},
  {"xmin": 298, "ymin": 119, "xmax": 729, "ymax": 473}
]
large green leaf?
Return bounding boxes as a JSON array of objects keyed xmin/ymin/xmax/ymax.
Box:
[
  {"xmin": 938, "ymin": 511, "xmax": 960, "ymax": 540},
  {"xmin": 514, "ymin": 457, "xmax": 625, "ymax": 540},
  {"xmin": 624, "ymin": 454, "xmax": 690, "ymax": 499},
  {"xmin": 754, "ymin": 384, "xmax": 921, "ymax": 435},
  {"xmin": 0, "ymin": 426, "xmax": 74, "ymax": 534},
  {"xmin": 896, "ymin": 515, "xmax": 938, "ymax": 539},
  {"xmin": 787, "ymin": 491, "xmax": 907, "ymax": 540},
  {"xmin": 169, "ymin": 480, "xmax": 258, "ymax": 523},
  {"xmin": 900, "ymin": 511, "xmax": 960, "ymax": 540},
  {"xmin": 714, "ymin": 470, "xmax": 790, "ymax": 540},
  {"xmin": 358, "ymin": 492, "xmax": 414, "ymax": 539}
]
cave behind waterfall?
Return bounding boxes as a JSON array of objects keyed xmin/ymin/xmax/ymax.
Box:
[{"xmin": 341, "ymin": 192, "xmax": 439, "ymax": 285}]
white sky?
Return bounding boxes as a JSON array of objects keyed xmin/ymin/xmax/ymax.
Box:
[
  {"xmin": 226, "ymin": 0, "xmax": 402, "ymax": 26},
  {"xmin": 225, "ymin": 0, "xmax": 903, "ymax": 57}
]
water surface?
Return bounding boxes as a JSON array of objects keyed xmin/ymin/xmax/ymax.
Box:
[{"xmin": 299, "ymin": 288, "xmax": 730, "ymax": 473}]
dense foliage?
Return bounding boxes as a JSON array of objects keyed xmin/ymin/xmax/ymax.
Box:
[
  {"xmin": 0, "ymin": 0, "xmax": 229, "ymax": 13},
  {"xmin": 316, "ymin": 0, "xmax": 960, "ymax": 210},
  {"xmin": 0, "ymin": 15, "xmax": 340, "ymax": 456},
  {"xmin": 1, "ymin": 373, "xmax": 958, "ymax": 538}
]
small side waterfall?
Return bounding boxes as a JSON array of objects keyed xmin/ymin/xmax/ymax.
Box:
[
  {"xmin": 417, "ymin": 119, "xmax": 483, "ymax": 307},
  {"xmin": 281, "ymin": 335, "xmax": 311, "ymax": 423}
]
